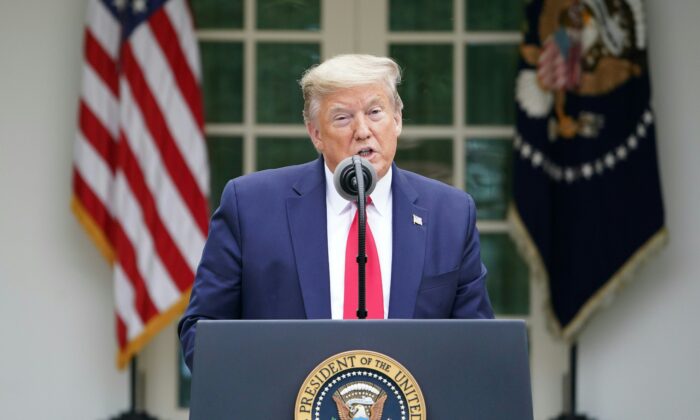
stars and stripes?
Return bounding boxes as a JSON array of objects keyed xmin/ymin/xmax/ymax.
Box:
[{"xmin": 71, "ymin": 0, "xmax": 208, "ymax": 368}]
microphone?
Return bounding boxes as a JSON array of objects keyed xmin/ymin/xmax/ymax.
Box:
[
  {"xmin": 333, "ymin": 156, "xmax": 377, "ymax": 201},
  {"xmin": 333, "ymin": 155, "xmax": 377, "ymax": 320}
]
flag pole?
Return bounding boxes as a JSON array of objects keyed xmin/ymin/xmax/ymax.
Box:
[
  {"xmin": 111, "ymin": 356, "xmax": 158, "ymax": 420},
  {"xmin": 552, "ymin": 342, "xmax": 591, "ymax": 420}
]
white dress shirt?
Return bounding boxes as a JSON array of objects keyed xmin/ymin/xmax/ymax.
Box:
[{"xmin": 325, "ymin": 164, "xmax": 393, "ymax": 319}]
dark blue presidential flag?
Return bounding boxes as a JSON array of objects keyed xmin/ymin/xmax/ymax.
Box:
[{"xmin": 512, "ymin": 0, "xmax": 667, "ymax": 339}]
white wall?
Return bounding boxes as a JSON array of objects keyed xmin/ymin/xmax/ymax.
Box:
[
  {"xmin": 0, "ymin": 1, "xmax": 128, "ymax": 418},
  {"xmin": 1, "ymin": 1, "xmax": 698, "ymax": 419},
  {"xmin": 578, "ymin": 1, "xmax": 700, "ymax": 419}
]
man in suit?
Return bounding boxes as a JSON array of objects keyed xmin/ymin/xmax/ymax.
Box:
[{"xmin": 179, "ymin": 54, "xmax": 493, "ymax": 370}]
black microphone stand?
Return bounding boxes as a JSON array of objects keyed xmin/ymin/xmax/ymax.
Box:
[
  {"xmin": 552, "ymin": 342, "xmax": 592, "ymax": 420},
  {"xmin": 111, "ymin": 356, "xmax": 158, "ymax": 420},
  {"xmin": 352, "ymin": 156, "xmax": 368, "ymax": 320}
]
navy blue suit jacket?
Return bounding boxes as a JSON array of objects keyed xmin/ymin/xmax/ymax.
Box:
[{"xmin": 178, "ymin": 157, "xmax": 493, "ymax": 369}]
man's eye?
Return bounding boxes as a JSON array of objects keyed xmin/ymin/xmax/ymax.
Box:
[
  {"xmin": 369, "ymin": 108, "xmax": 383, "ymax": 119},
  {"xmin": 333, "ymin": 115, "xmax": 351, "ymax": 126}
]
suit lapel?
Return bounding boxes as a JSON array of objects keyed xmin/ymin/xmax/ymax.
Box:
[
  {"xmin": 286, "ymin": 158, "xmax": 332, "ymax": 319},
  {"xmin": 388, "ymin": 167, "xmax": 427, "ymax": 318}
]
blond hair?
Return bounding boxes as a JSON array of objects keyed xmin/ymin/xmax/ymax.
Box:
[{"xmin": 299, "ymin": 54, "xmax": 403, "ymax": 124}]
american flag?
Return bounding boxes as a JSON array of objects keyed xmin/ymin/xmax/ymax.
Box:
[{"xmin": 71, "ymin": 0, "xmax": 209, "ymax": 368}]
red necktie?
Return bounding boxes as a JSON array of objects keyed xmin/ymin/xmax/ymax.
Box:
[{"xmin": 343, "ymin": 198, "xmax": 384, "ymax": 319}]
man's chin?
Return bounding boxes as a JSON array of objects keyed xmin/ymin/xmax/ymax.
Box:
[{"xmin": 373, "ymin": 162, "xmax": 389, "ymax": 179}]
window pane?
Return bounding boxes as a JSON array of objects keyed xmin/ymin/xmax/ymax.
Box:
[
  {"xmin": 257, "ymin": 137, "xmax": 318, "ymax": 170},
  {"xmin": 389, "ymin": 0, "xmax": 453, "ymax": 31},
  {"xmin": 208, "ymin": 136, "xmax": 243, "ymax": 210},
  {"xmin": 257, "ymin": 0, "xmax": 320, "ymax": 30},
  {"xmin": 466, "ymin": 138, "xmax": 512, "ymax": 219},
  {"xmin": 191, "ymin": 0, "xmax": 243, "ymax": 29},
  {"xmin": 201, "ymin": 42, "xmax": 244, "ymax": 123},
  {"xmin": 481, "ymin": 234, "xmax": 529, "ymax": 315},
  {"xmin": 390, "ymin": 44, "xmax": 453, "ymax": 125},
  {"xmin": 395, "ymin": 138, "xmax": 453, "ymax": 185},
  {"xmin": 257, "ymin": 43, "xmax": 320, "ymax": 124},
  {"xmin": 465, "ymin": 0, "xmax": 524, "ymax": 31},
  {"xmin": 465, "ymin": 44, "xmax": 518, "ymax": 125}
]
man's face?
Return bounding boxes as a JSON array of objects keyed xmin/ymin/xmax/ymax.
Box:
[{"xmin": 306, "ymin": 84, "xmax": 402, "ymax": 179}]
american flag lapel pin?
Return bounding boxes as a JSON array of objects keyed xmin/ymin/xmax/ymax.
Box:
[{"xmin": 413, "ymin": 214, "xmax": 423, "ymax": 226}]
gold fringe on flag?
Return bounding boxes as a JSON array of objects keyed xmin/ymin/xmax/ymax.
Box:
[
  {"xmin": 71, "ymin": 195, "xmax": 115, "ymax": 263},
  {"xmin": 116, "ymin": 289, "xmax": 191, "ymax": 370},
  {"xmin": 73, "ymin": 194, "xmax": 192, "ymax": 370},
  {"xmin": 508, "ymin": 204, "xmax": 669, "ymax": 342}
]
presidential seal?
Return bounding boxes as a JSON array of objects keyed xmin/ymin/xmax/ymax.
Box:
[{"xmin": 295, "ymin": 350, "xmax": 426, "ymax": 420}]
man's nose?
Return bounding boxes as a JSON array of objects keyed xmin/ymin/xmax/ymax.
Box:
[{"xmin": 353, "ymin": 114, "xmax": 371, "ymax": 140}]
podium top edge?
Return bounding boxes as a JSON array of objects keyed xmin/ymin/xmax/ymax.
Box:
[{"xmin": 197, "ymin": 319, "xmax": 526, "ymax": 326}]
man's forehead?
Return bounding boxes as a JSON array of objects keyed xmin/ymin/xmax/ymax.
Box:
[
  {"xmin": 322, "ymin": 86, "xmax": 392, "ymax": 110},
  {"xmin": 326, "ymin": 96, "xmax": 385, "ymax": 110}
]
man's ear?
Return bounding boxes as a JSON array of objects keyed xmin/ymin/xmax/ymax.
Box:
[
  {"xmin": 306, "ymin": 121, "xmax": 323, "ymax": 152},
  {"xmin": 394, "ymin": 110, "xmax": 403, "ymax": 137}
]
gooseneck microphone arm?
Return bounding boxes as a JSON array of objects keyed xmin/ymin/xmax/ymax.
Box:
[
  {"xmin": 353, "ymin": 156, "xmax": 368, "ymax": 320},
  {"xmin": 332, "ymin": 155, "xmax": 377, "ymax": 320}
]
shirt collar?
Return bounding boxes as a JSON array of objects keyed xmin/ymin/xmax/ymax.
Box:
[{"xmin": 325, "ymin": 163, "xmax": 392, "ymax": 216}]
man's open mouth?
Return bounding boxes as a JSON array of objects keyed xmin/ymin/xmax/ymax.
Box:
[{"xmin": 358, "ymin": 148, "xmax": 374, "ymax": 158}]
